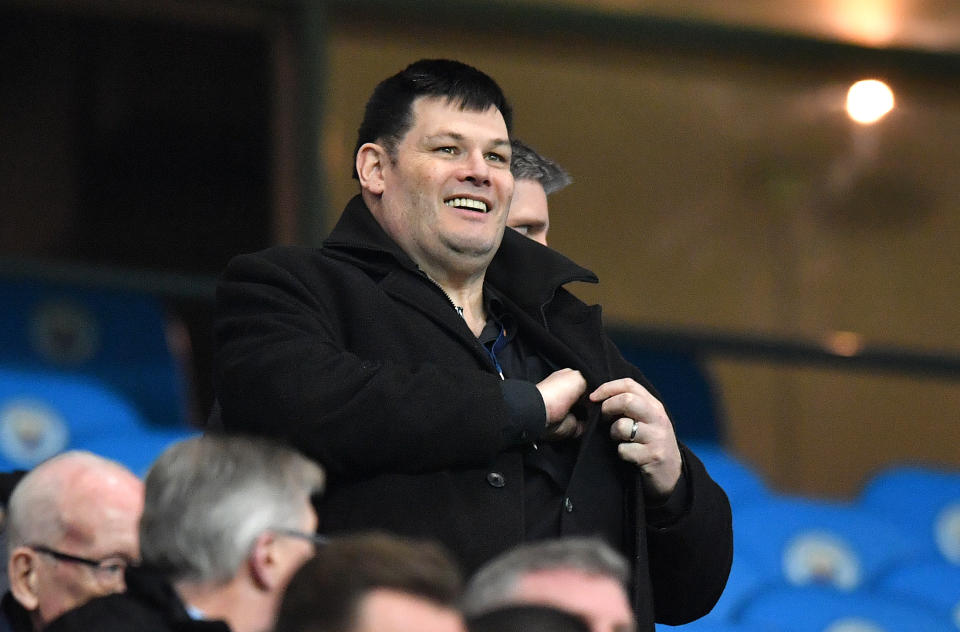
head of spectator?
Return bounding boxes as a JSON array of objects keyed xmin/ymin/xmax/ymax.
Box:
[
  {"xmin": 274, "ymin": 532, "xmax": 465, "ymax": 632},
  {"xmin": 461, "ymin": 538, "xmax": 635, "ymax": 632},
  {"xmin": 507, "ymin": 139, "xmax": 571, "ymax": 246},
  {"xmin": 467, "ymin": 604, "xmax": 590, "ymax": 632},
  {"xmin": 138, "ymin": 434, "xmax": 325, "ymax": 632},
  {"xmin": 5, "ymin": 452, "xmax": 143, "ymax": 630},
  {"xmin": 353, "ymin": 59, "xmax": 515, "ymax": 290}
]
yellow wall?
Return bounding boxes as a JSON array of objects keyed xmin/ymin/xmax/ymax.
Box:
[{"xmin": 321, "ymin": 14, "xmax": 960, "ymax": 497}]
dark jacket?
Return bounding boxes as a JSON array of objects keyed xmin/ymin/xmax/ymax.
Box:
[
  {"xmin": 0, "ymin": 592, "xmax": 31, "ymax": 632},
  {"xmin": 214, "ymin": 195, "xmax": 732, "ymax": 629},
  {"xmin": 43, "ymin": 566, "xmax": 229, "ymax": 632}
]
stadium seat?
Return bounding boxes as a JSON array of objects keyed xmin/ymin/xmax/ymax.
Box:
[
  {"xmin": 739, "ymin": 585, "xmax": 955, "ymax": 632},
  {"xmin": 734, "ymin": 496, "xmax": 922, "ymax": 591},
  {"xmin": 875, "ymin": 560, "xmax": 960, "ymax": 629},
  {"xmin": 685, "ymin": 441, "xmax": 772, "ymax": 511},
  {"xmin": 0, "ymin": 366, "xmax": 197, "ymax": 476},
  {"xmin": 0, "ymin": 279, "xmax": 191, "ymax": 427},
  {"xmin": 858, "ymin": 465, "xmax": 960, "ymax": 566}
]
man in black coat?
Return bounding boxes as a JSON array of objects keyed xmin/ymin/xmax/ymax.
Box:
[{"xmin": 213, "ymin": 59, "xmax": 732, "ymax": 630}]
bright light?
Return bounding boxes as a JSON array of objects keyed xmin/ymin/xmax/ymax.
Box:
[{"xmin": 846, "ymin": 79, "xmax": 895, "ymax": 124}]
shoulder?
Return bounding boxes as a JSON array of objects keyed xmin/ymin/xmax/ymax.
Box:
[{"xmin": 44, "ymin": 593, "xmax": 160, "ymax": 632}]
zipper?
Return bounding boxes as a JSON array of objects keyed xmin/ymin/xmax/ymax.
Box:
[{"xmin": 418, "ymin": 269, "xmax": 504, "ymax": 380}]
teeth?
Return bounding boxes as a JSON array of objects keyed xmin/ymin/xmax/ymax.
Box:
[{"xmin": 444, "ymin": 198, "xmax": 488, "ymax": 213}]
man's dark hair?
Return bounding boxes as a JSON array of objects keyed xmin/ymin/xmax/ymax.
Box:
[
  {"xmin": 352, "ymin": 59, "xmax": 513, "ymax": 179},
  {"xmin": 274, "ymin": 532, "xmax": 463, "ymax": 632},
  {"xmin": 468, "ymin": 605, "xmax": 591, "ymax": 632},
  {"xmin": 510, "ymin": 139, "xmax": 572, "ymax": 195}
]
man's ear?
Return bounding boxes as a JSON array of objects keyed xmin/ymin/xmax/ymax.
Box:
[
  {"xmin": 247, "ymin": 532, "xmax": 278, "ymax": 592},
  {"xmin": 9, "ymin": 547, "xmax": 41, "ymax": 611},
  {"xmin": 356, "ymin": 142, "xmax": 388, "ymax": 195}
]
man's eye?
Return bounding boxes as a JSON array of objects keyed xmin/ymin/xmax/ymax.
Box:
[
  {"xmin": 436, "ymin": 146, "xmax": 457, "ymax": 155},
  {"xmin": 486, "ymin": 152, "xmax": 507, "ymax": 163}
]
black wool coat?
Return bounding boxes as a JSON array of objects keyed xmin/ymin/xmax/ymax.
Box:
[
  {"xmin": 214, "ymin": 195, "xmax": 732, "ymax": 629},
  {"xmin": 43, "ymin": 567, "xmax": 230, "ymax": 632}
]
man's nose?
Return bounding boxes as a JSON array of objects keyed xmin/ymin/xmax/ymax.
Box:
[{"xmin": 462, "ymin": 150, "xmax": 491, "ymax": 186}]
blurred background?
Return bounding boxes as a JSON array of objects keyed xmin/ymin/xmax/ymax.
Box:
[{"xmin": 2, "ymin": 1, "xmax": 959, "ymax": 628}]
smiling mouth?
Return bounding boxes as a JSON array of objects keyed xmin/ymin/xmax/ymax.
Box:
[{"xmin": 444, "ymin": 197, "xmax": 489, "ymax": 213}]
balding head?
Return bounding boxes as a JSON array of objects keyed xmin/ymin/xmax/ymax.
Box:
[{"xmin": 6, "ymin": 451, "xmax": 144, "ymax": 630}]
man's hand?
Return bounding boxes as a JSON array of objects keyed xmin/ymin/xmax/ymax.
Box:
[
  {"xmin": 536, "ymin": 368, "xmax": 587, "ymax": 440},
  {"xmin": 590, "ymin": 378, "xmax": 682, "ymax": 498}
]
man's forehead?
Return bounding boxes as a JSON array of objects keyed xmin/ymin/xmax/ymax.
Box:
[{"xmin": 409, "ymin": 96, "xmax": 508, "ymax": 138}]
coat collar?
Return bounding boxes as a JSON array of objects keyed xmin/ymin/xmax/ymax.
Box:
[{"xmin": 323, "ymin": 195, "xmax": 598, "ymax": 310}]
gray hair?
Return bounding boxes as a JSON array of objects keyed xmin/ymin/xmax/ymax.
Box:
[
  {"xmin": 6, "ymin": 451, "xmax": 136, "ymax": 554},
  {"xmin": 510, "ymin": 139, "xmax": 572, "ymax": 195},
  {"xmin": 139, "ymin": 434, "xmax": 325, "ymax": 583},
  {"xmin": 461, "ymin": 537, "xmax": 628, "ymax": 616}
]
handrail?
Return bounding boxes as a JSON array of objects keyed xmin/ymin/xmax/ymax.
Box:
[{"xmin": 608, "ymin": 324, "xmax": 960, "ymax": 379}]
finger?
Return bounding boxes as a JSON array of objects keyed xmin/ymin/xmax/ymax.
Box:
[
  {"xmin": 547, "ymin": 413, "xmax": 582, "ymax": 440},
  {"xmin": 609, "ymin": 417, "xmax": 657, "ymax": 444},
  {"xmin": 600, "ymin": 392, "xmax": 665, "ymax": 426},
  {"xmin": 589, "ymin": 377, "xmax": 642, "ymax": 402},
  {"xmin": 609, "ymin": 417, "xmax": 637, "ymax": 442}
]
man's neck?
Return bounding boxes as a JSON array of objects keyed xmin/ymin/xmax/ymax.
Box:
[
  {"xmin": 420, "ymin": 265, "xmax": 487, "ymax": 336},
  {"xmin": 175, "ymin": 578, "xmax": 272, "ymax": 632}
]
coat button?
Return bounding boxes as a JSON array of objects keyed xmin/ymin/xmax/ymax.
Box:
[
  {"xmin": 564, "ymin": 497, "xmax": 574, "ymax": 512},
  {"xmin": 486, "ymin": 472, "xmax": 506, "ymax": 488}
]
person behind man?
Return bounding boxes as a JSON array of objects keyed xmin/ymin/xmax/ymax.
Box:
[
  {"xmin": 44, "ymin": 435, "xmax": 324, "ymax": 632},
  {"xmin": 462, "ymin": 538, "xmax": 634, "ymax": 632},
  {"xmin": 213, "ymin": 59, "xmax": 732, "ymax": 630},
  {"xmin": 2, "ymin": 452, "xmax": 143, "ymax": 632},
  {"xmin": 467, "ymin": 604, "xmax": 590, "ymax": 632},
  {"xmin": 506, "ymin": 138, "xmax": 571, "ymax": 246},
  {"xmin": 274, "ymin": 532, "xmax": 465, "ymax": 632}
]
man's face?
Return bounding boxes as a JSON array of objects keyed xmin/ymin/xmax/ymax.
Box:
[
  {"xmin": 364, "ymin": 96, "xmax": 514, "ymax": 277},
  {"xmin": 353, "ymin": 588, "xmax": 466, "ymax": 632},
  {"xmin": 512, "ymin": 568, "xmax": 635, "ymax": 632},
  {"xmin": 30, "ymin": 475, "xmax": 143, "ymax": 627},
  {"xmin": 507, "ymin": 178, "xmax": 550, "ymax": 246}
]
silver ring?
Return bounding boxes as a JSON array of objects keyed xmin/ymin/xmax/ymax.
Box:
[{"xmin": 628, "ymin": 420, "xmax": 639, "ymax": 442}]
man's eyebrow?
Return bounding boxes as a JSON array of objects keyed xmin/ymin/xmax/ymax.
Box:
[{"xmin": 424, "ymin": 132, "xmax": 511, "ymax": 149}]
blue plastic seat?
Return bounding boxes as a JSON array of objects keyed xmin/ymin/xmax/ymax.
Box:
[
  {"xmin": 739, "ymin": 585, "xmax": 955, "ymax": 632},
  {"xmin": 733, "ymin": 496, "xmax": 922, "ymax": 592},
  {"xmin": 0, "ymin": 366, "xmax": 198, "ymax": 476},
  {"xmin": 858, "ymin": 465, "xmax": 960, "ymax": 566},
  {"xmin": 685, "ymin": 441, "xmax": 771, "ymax": 511},
  {"xmin": 875, "ymin": 560, "xmax": 960, "ymax": 629},
  {"xmin": 0, "ymin": 279, "xmax": 191, "ymax": 427}
]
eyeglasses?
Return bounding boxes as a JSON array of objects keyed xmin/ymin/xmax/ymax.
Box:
[
  {"xmin": 270, "ymin": 528, "xmax": 328, "ymax": 548},
  {"xmin": 29, "ymin": 545, "xmax": 135, "ymax": 586}
]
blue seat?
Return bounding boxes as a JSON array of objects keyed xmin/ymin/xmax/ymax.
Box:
[
  {"xmin": 0, "ymin": 279, "xmax": 191, "ymax": 427},
  {"xmin": 858, "ymin": 465, "xmax": 960, "ymax": 566},
  {"xmin": 875, "ymin": 560, "xmax": 960, "ymax": 628},
  {"xmin": 0, "ymin": 366, "xmax": 198, "ymax": 476},
  {"xmin": 734, "ymin": 496, "xmax": 922, "ymax": 591},
  {"xmin": 739, "ymin": 586, "xmax": 955, "ymax": 632},
  {"xmin": 685, "ymin": 441, "xmax": 771, "ymax": 511}
]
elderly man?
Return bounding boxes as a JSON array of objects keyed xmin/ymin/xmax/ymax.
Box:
[
  {"xmin": 463, "ymin": 538, "xmax": 635, "ymax": 632},
  {"xmin": 2, "ymin": 452, "xmax": 143, "ymax": 632},
  {"xmin": 213, "ymin": 59, "xmax": 731, "ymax": 630},
  {"xmin": 505, "ymin": 139, "xmax": 571, "ymax": 246},
  {"xmin": 275, "ymin": 532, "xmax": 465, "ymax": 632},
  {"xmin": 44, "ymin": 435, "xmax": 325, "ymax": 632}
]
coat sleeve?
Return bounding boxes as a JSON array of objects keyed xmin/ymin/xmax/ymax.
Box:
[
  {"xmin": 213, "ymin": 248, "xmax": 530, "ymax": 478},
  {"xmin": 597, "ymin": 335, "xmax": 733, "ymax": 625},
  {"xmin": 647, "ymin": 444, "xmax": 733, "ymax": 624}
]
